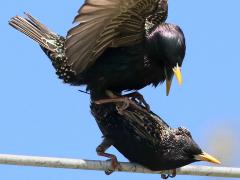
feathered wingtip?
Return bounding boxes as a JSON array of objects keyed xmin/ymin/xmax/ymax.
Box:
[{"xmin": 9, "ymin": 12, "xmax": 58, "ymax": 52}]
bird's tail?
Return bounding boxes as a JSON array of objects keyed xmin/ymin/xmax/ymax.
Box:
[
  {"xmin": 9, "ymin": 13, "xmax": 77, "ymax": 84},
  {"xmin": 9, "ymin": 12, "xmax": 62, "ymax": 53}
]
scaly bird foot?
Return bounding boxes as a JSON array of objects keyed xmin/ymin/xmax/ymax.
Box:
[
  {"xmin": 96, "ymin": 138, "xmax": 121, "ymax": 175},
  {"xmin": 123, "ymin": 92, "xmax": 150, "ymax": 111},
  {"xmin": 161, "ymin": 169, "xmax": 177, "ymax": 179},
  {"xmin": 104, "ymin": 156, "xmax": 121, "ymax": 175},
  {"xmin": 94, "ymin": 97, "xmax": 130, "ymax": 113},
  {"xmin": 94, "ymin": 97, "xmax": 148, "ymax": 115}
]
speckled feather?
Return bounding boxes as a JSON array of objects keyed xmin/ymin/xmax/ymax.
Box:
[
  {"xmin": 9, "ymin": 1, "xmax": 185, "ymax": 96},
  {"xmin": 9, "ymin": 13, "xmax": 77, "ymax": 84},
  {"xmin": 91, "ymin": 101, "xmax": 203, "ymax": 171},
  {"xmin": 9, "ymin": 1, "xmax": 170, "ymax": 88}
]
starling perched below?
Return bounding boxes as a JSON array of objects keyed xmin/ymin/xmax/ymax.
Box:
[
  {"xmin": 9, "ymin": 0, "xmax": 185, "ymax": 108},
  {"xmin": 91, "ymin": 94, "xmax": 220, "ymax": 177}
]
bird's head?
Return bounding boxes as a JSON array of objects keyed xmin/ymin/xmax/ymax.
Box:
[
  {"xmin": 146, "ymin": 23, "xmax": 186, "ymax": 95},
  {"xmin": 170, "ymin": 127, "xmax": 221, "ymax": 166}
]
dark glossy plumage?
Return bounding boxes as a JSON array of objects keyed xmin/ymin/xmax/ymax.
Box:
[
  {"xmin": 66, "ymin": 0, "xmax": 170, "ymax": 74},
  {"xmin": 91, "ymin": 94, "xmax": 220, "ymax": 171},
  {"xmin": 9, "ymin": 13, "xmax": 77, "ymax": 84},
  {"xmin": 9, "ymin": 0, "xmax": 185, "ymax": 96},
  {"xmin": 66, "ymin": 0, "xmax": 185, "ymax": 94},
  {"xmin": 81, "ymin": 23, "xmax": 185, "ymax": 95}
]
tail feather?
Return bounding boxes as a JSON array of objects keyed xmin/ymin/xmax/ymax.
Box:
[
  {"xmin": 9, "ymin": 12, "xmax": 59, "ymax": 52},
  {"xmin": 24, "ymin": 12, "xmax": 56, "ymax": 37},
  {"xmin": 9, "ymin": 13, "xmax": 79, "ymax": 85}
]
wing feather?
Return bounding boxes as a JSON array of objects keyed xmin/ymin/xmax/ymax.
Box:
[
  {"xmin": 66, "ymin": 0, "xmax": 165, "ymax": 74},
  {"xmin": 122, "ymin": 107, "xmax": 171, "ymax": 149}
]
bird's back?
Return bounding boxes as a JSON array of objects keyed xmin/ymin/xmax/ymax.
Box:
[{"xmin": 90, "ymin": 98, "xmax": 178, "ymax": 171}]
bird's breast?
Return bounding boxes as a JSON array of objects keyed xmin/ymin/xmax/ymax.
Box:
[{"xmin": 83, "ymin": 45, "xmax": 165, "ymax": 91}]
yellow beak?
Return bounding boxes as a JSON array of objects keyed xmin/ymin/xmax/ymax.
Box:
[
  {"xmin": 166, "ymin": 78, "xmax": 173, "ymax": 96},
  {"xmin": 173, "ymin": 63, "xmax": 183, "ymax": 86},
  {"xmin": 194, "ymin": 152, "xmax": 221, "ymax": 164},
  {"xmin": 166, "ymin": 64, "xmax": 183, "ymax": 96}
]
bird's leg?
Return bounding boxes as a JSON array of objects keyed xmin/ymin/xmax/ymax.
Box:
[
  {"xmin": 169, "ymin": 169, "xmax": 177, "ymax": 178},
  {"xmin": 123, "ymin": 91, "xmax": 150, "ymax": 111},
  {"xmin": 94, "ymin": 90, "xmax": 141, "ymax": 114},
  {"xmin": 161, "ymin": 169, "xmax": 177, "ymax": 179},
  {"xmin": 94, "ymin": 97, "xmax": 130, "ymax": 114},
  {"xmin": 96, "ymin": 138, "xmax": 121, "ymax": 175},
  {"xmin": 94, "ymin": 91, "xmax": 148, "ymax": 114},
  {"xmin": 95, "ymin": 96, "xmax": 148, "ymax": 115}
]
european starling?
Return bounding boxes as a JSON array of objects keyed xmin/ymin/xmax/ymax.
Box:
[
  {"xmin": 66, "ymin": 0, "xmax": 185, "ymax": 97},
  {"xmin": 91, "ymin": 95, "xmax": 220, "ymax": 177},
  {"xmin": 9, "ymin": 0, "xmax": 185, "ymax": 108}
]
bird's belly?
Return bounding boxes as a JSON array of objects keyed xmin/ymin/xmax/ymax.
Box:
[
  {"xmin": 113, "ymin": 131, "xmax": 191, "ymax": 171},
  {"xmin": 81, "ymin": 45, "xmax": 165, "ymax": 92},
  {"xmin": 85, "ymin": 61, "xmax": 149, "ymax": 91},
  {"xmin": 102, "ymin": 70, "xmax": 148, "ymax": 92}
]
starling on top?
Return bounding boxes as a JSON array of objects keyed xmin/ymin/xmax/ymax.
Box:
[
  {"xmin": 91, "ymin": 93, "xmax": 220, "ymax": 177},
  {"xmin": 66, "ymin": 0, "xmax": 185, "ymax": 97},
  {"xmin": 9, "ymin": 0, "xmax": 185, "ymax": 108}
]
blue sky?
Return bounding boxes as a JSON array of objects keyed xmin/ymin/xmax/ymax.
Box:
[{"xmin": 1, "ymin": 1, "xmax": 240, "ymax": 180}]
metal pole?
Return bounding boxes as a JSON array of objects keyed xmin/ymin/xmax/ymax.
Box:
[{"xmin": 0, "ymin": 154, "xmax": 239, "ymax": 178}]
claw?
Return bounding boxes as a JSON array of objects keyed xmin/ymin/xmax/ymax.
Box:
[
  {"xmin": 116, "ymin": 99, "xmax": 130, "ymax": 115},
  {"xmin": 105, "ymin": 158, "xmax": 121, "ymax": 175},
  {"xmin": 95, "ymin": 97, "xmax": 131, "ymax": 113},
  {"xmin": 95, "ymin": 91, "xmax": 150, "ymax": 114},
  {"xmin": 161, "ymin": 174, "xmax": 169, "ymax": 179},
  {"xmin": 96, "ymin": 138, "xmax": 121, "ymax": 175},
  {"xmin": 105, "ymin": 169, "xmax": 114, "ymax": 175},
  {"xmin": 161, "ymin": 169, "xmax": 177, "ymax": 179},
  {"xmin": 124, "ymin": 92, "xmax": 150, "ymax": 111}
]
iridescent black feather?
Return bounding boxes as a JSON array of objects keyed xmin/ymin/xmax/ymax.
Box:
[
  {"xmin": 91, "ymin": 100, "xmax": 203, "ymax": 171},
  {"xmin": 9, "ymin": 0, "xmax": 185, "ymax": 96}
]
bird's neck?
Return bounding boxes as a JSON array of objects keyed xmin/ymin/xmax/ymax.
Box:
[{"xmin": 145, "ymin": 35, "xmax": 165, "ymax": 63}]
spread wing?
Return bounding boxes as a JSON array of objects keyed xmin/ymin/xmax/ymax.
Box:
[
  {"xmin": 65, "ymin": 0, "xmax": 168, "ymax": 75},
  {"xmin": 145, "ymin": 0, "xmax": 168, "ymax": 35}
]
